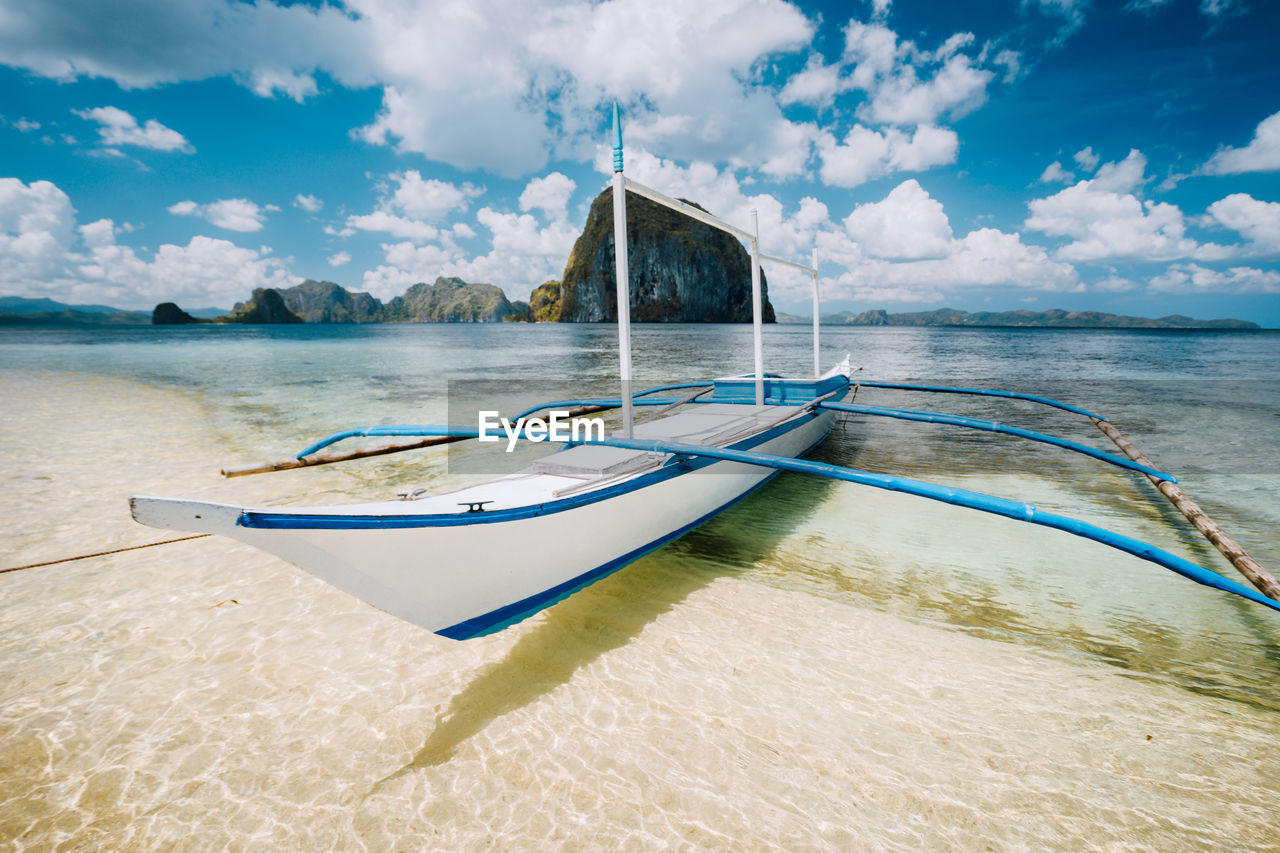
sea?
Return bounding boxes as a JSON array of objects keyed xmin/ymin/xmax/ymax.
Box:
[{"xmin": 1, "ymin": 323, "xmax": 1278, "ymax": 851}]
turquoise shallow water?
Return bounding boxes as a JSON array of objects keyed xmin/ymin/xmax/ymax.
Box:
[{"xmin": 1, "ymin": 323, "xmax": 1278, "ymax": 849}]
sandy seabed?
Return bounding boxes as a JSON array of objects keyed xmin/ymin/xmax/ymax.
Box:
[{"xmin": 2, "ymin": 372, "xmax": 1279, "ymax": 851}]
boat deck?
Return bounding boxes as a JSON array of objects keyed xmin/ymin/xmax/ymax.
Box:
[{"xmin": 292, "ymin": 403, "xmax": 800, "ymax": 517}]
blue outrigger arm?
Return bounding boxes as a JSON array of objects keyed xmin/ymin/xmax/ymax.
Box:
[
  {"xmin": 445, "ymin": 394, "xmax": 1172, "ymax": 482},
  {"xmin": 290, "ymin": 425, "xmax": 1280, "ymax": 616},
  {"xmin": 852, "ymin": 380, "xmax": 1108, "ymax": 420},
  {"xmin": 817, "ymin": 401, "xmax": 1174, "ymax": 482}
]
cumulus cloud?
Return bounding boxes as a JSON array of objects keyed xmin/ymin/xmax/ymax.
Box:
[
  {"xmin": 0, "ymin": 178, "xmax": 298, "ymax": 307},
  {"xmin": 293, "ymin": 193, "xmax": 323, "ymax": 213},
  {"xmin": 1073, "ymin": 146, "xmax": 1099, "ymax": 172},
  {"xmin": 387, "ymin": 171, "xmax": 483, "ymax": 221},
  {"xmin": 169, "ymin": 198, "xmax": 274, "ymax": 232},
  {"xmin": 817, "ymin": 124, "xmax": 958, "ymax": 188},
  {"xmin": 1202, "ymin": 110, "xmax": 1280, "ymax": 175},
  {"xmin": 1039, "ymin": 161, "xmax": 1074, "ymax": 183},
  {"xmin": 0, "ymin": 0, "xmax": 364, "ymax": 93},
  {"xmin": 1026, "ymin": 150, "xmax": 1233, "ymax": 262},
  {"xmin": 0, "ymin": 0, "xmax": 818, "ymax": 176},
  {"xmin": 518, "ymin": 172, "xmax": 576, "ymax": 220},
  {"xmin": 829, "ymin": 178, "xmax": 1077, "ymax": 300},
  {"xmin": 843, "ymin": 179, "xmax": 953, "ymax": 259},
  {"xmin": 327, "ymin": 251, "xmax": 351, "ymax": 267},
  {"xmin": 1205, "ymin": 193, "xmax": 1280, "ymax": 252},
  {"xmin": 1150, "ymin": 263, "xmax": 1280, "ymax": 293},
  {"xmin": 344, "ymin": 172, "xmax": 484, "ymax": 244},
  {"xmin": 782, "ymin": 21, "xmax": 995, "ymax": 128},
  {"xmin": 0, "ymin": 177, "xmax": 77, "ymax": 286},
  {"xmin": 72, "ymin": 106, "xmax": 193, "ymax": 152}
]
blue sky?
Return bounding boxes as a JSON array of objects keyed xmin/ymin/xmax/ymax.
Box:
[{"xmin": 1, "ymin": 0, "xmax": 1278, "ymax": 324}]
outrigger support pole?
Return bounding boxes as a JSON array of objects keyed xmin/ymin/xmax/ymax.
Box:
[
  {"xmin": 750, "ymin": 210, "xmax": 764, "ymax": 405},
  {"xmin": 1093, "ymin": 417, "xmax": 1280, "ymax": 600}
]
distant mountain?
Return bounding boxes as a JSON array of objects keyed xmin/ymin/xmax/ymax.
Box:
[
  {"xmin": 0, "ymin": 296, "xmax": 140, "ymax": 315},
  {"xmin": 0, "ymin": 296, "xmax": 150, "ymax": 326},
  {"xmin": 221, "ymin": 288, "xmax": 305, "ymax": 324},
  {"xmin": 277, "ymin": 279, "xmax": 381, "ymax": 323},
  {"xmin": 154, "ymin": 277, "xmax": 525, "ymax": 324},
  {"xmin": 815, "ymin": 308, "xmax": 1260, "ymax": 330},
  {"xmin": 383, "ymin": 276, "xmax": 518, "ymax": 322}
]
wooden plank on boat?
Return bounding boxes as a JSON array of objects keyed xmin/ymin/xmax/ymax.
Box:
[
  {"xmin": 221, "ymin": 435, "xmax": 471, "ymax": 478},
  {"xmin": 1093, "ymin": 417, "xmax": 1280, "ymax": 601}
]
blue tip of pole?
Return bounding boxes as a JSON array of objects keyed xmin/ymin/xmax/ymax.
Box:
[{"xmin": 612, "ymin": 103, "xmax": 623, "ymax": 172}]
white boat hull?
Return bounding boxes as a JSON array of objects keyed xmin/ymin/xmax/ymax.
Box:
[{"xmin": 133, "ymin": 405, "xmax": 836, "ymax": 639}]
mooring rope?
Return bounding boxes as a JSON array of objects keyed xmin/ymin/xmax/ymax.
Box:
[{"xmin": 0, "ymin": 534, "xmax": 211, "ymax": 575}]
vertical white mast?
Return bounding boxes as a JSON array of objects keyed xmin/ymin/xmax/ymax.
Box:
[
  {"xmin": 811, "ymin": 247, "xmax": 820, "ymax": 379},
  {"xmin": 611, "ymin": 104, "xmax": 634, "ymax": 438},
  {"xmin": 750, "ymin": 209, "xmax": 764, "ymax": 405}
]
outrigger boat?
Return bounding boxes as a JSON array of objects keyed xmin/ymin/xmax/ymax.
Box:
[{"xmin": 132, "ymin": 108, "xmax": 1280, "ymax": 639}]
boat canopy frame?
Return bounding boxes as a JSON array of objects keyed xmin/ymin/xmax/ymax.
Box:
[{"xmin": 609, "ymin": 104, "xmax": 822, "ymax": 435}]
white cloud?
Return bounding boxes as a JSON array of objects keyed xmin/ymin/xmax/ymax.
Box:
[
  {"xmin": 72, "ymin": 106, "xmax": 193, "ymax": 152},
  {"xmin": 843, "ymin": 179, "xmax": 953, "ymax": 259},
  {"xmin": 293, "ymin": 193, "xmax": 323, "ymax": 213},
  {"xmin": 1199, "ymin": 0, "xmax": 1245, "ymax": 18},
  {"xmin": 12, "ymin": 117, "xmax": 41, "ymax": 132},
  {"xmin": 327, "ymin": 251, "xmax": 351, "ymax": 267},
  {"xmin": 0, "ymin": 1, "xmax": 365, "ymax": 93},
  {"xmin": 1039, "ymin": 161, "xmax": 1074, "ymax": 183},
  {"xmin": 1202, "ymin": 110, "xmax": 1280, "ymax": 175},
  {"xmin": 169, "ymin": 198, "xmax": 272, "ymax": 232},
  {"xmin": 826, "ymin": 179, "xmax": 1077, "ymax": 301},
  {"xmin": 0, "ymin": 178, "xmax": 298, "ymax": 307},
  {"xmin": 0, "ymin": 178, "xmax": 76, "ymax": 287},
  {"xmin": 782, "ymin": 21, "xmax": 996, "ymax": 129},
  {"xmin": 1073, "ymin": 146, "xmax": 1099, "ymax": 172},
  {"xmin": 345, "ymin": 210, "xmax": 440, "ymax": 243},
  {"xmin": 1206, "ymin": 193, "xmax": 1280, "ymax": 252},
  {"xmin": 859, "ymin": 51, "xmax": 993, "ymax": 126},
  {"xmin": 778, "ymin": 55, "xmax": 845, "ymax": 108},
  {"xmin": 526, "ymin": 0, "xmax": 814, "ymax": 169},
  {"xmin": 1025, "ymin": 150, "xmax": 1232, "ymax": 262},
  {"xmin": 388, "ymin": 171, "xmax": 482, "ymax": 220},
  {"xmin": 1150, "ymin": 263, "xmax": 1280, "ymax": 293},
  {"xmin": 344, "ymin": 172, "xmax": 484, "ymax": 243},
  {"xmin": 817, "ymin": 124, "xmax": 958, "ymax": 188},
  {"xmin": 0, "ymin": 0, "xmax": 817, "ymax": 176},
  {"xmin": 250, "ymin": 68, "xmax": 319, "ymax": 102},
  {"xmin": 519, "ymin": 172, "xmax": 576, "ymax": 220}
]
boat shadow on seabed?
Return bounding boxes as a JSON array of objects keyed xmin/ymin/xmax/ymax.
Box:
[{"xmin": 372, "ymin": 467, "xmax": 840, "ymax": 787}]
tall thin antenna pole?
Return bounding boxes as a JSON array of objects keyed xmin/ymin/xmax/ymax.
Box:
[
  {"xmin": 611, "ymin": 104, "xmax": 634, "ymax": 437},
  {"xmin": 811, "ymin": 247, "xmax": 820, "ymax": 378},
  {"xmin": 750, "ymin": 209, "xmax": 764, "ymax": 405}
]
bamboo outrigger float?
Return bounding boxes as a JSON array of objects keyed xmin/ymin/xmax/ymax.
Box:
[{"xmin": 131, "ymin": 106, "xmax": 1279, "ymax": 640}]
